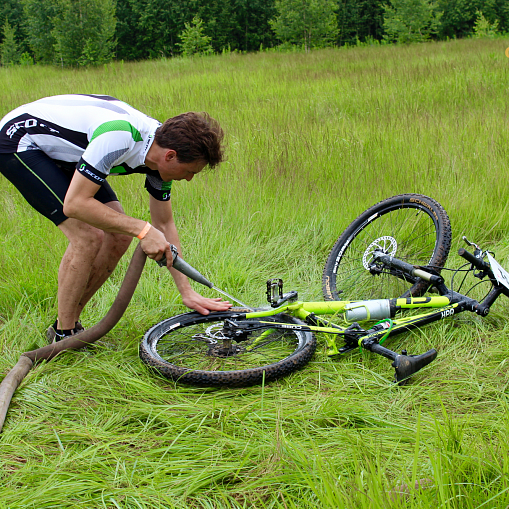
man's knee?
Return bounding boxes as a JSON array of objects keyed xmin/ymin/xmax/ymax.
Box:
[
  {"xmin": 70, "ymin": 228, "xmax": 105, "ymax": 257},
  {"xmin": 109, "ymin": 233, "xmax": 132, "ymax": 260}
]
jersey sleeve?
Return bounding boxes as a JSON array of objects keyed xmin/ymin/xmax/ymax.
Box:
[
  {"xmin": 144, "ymin": 173, "xmax": 172, "ymax": 201},
  {"xmin": 77, "ymin": 122, "xmax": 140, "ymax": 184}
]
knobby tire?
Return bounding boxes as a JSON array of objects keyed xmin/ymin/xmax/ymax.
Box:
[
  {"xmin": 140, "ymin": 309, "xmax": 316, "ymax": 387},
  {"xmin": 322, "ymin": 194, "xmax": 452, "ymax": 301}
]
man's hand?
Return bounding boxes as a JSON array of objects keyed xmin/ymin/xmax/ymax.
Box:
[
  {"xmin": 140, "ymin": 226, "xmax": 174, "ymax": 268},
  {"xmin": 181, "ymin": 288, "xmax": 232, "ymax": 315}
]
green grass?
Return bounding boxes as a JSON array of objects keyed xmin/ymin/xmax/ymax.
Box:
[{"xmin": 2, "ymin": 37, "xmax": 509, "ymax": 507}]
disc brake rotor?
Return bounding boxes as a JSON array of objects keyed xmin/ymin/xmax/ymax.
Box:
[
  {"xmin": 191, "ymin": 324, "xmax": 229, "ymax": 344},
  {"xmin": 362, "ymin": 236, "xmax": 398, "ymax": 270}
]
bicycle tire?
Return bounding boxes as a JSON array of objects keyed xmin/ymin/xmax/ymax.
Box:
[
  {"xmin": 322, "ymin": 194, "xmax": 452, "ymax": 301},
  {"xmin": 140, "ymin": 308, "xmax": 316, "ymax": 387}
]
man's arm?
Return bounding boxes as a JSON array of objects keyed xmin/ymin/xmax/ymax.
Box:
[
  {"xmin": 149, "ymin": 195, "xmax": 232, "ymax": 315},
  {"xmin": 64, "ymin": 172, "xmax": 173, "ymax": 262}
]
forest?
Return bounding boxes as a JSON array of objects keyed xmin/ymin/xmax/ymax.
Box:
[{"xmin": 0, "ymin": 0, "xmax": 507, "ymax": 66}]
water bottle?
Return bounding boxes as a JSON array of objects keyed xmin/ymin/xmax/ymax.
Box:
[{"xmin": 345, "ymin": 299, "xmax": 391, "ymax": 321}]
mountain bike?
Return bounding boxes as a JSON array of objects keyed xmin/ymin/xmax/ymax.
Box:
[{"xmin": 140, "ymin": 194, "xmax": 509, "ymax": 387}]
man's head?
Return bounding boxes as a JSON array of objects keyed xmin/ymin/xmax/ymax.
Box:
[{"xmin": 154, "ymin": 112, "xmax": 225, "ymax": 169}]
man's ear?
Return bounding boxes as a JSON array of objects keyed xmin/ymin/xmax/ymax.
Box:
[{"xmin": 165, "ymin": 149, "xmax": 177, "ymax": 161}]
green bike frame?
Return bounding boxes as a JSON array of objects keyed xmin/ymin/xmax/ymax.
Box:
[{"xmin": 242, "ymin": 296, "xmax": 455, "ymax": 356}]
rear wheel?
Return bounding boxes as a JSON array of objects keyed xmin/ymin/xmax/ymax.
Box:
[
  {"xmin": 140, "ymin": 309, "xmax": 316, "ymax": 387},
  {"xmin": 322, "ymin": 194, "xmax": 451, "ymax": 301}
]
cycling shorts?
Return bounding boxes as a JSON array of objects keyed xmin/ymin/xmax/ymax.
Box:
[{"xmin": 0, "ymin": 151, "xmax": 118, "ymax": 226}]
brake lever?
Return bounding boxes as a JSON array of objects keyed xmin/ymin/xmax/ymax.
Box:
[
  {"xmin": 462, "ymin": 236, "xmax": 481, "ymax": 252},
  {"xmin": 461, "ymin": 236, "xmax": 489, "ymax": 278}
]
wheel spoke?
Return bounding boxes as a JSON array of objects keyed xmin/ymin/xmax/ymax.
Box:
[
  {"xmin": 152, "ymin": 319, "xmax": 302, "ymax": 372},
  {"xmin": 323, "ymin": 195, "xmax": 451, "ymax": 302}
]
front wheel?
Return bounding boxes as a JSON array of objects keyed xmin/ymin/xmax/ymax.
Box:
[
  {"xmin": 322, "ymin": 194, "xmax": 452, "ymax": 301},
  {"xmin": 140, "ymin": 309, "xmax": 316, "ymax": 387}
]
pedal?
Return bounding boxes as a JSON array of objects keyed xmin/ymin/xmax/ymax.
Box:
[
  {"xmin": 266, "ymin": 279, "xmax": 298, "ymax": 307},
  {"xmin": 266, "ymin": 278, "xmax": 283, "ymax": 307}
]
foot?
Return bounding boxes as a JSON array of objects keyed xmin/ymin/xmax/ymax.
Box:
[{"xmin": 46, "ymin": 321, "xmax": 85, "ymax": 344}]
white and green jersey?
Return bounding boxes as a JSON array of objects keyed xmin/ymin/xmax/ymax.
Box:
[{"xmin": 0, "ymin": 94, "xmax": 172, "ymax": 201}]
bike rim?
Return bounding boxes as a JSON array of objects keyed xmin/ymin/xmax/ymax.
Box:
[
  {"xmin": 150, "ymin": 317, "xmax": 308, "ymax": 373},
  {"xmin": 333, "ymin": 204, "xmax": 440, "ymax": 300}
]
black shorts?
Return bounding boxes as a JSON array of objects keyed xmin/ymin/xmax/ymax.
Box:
[{"xmin": 0, "ymin": 151, "xmax": 118, "ymax": 226}]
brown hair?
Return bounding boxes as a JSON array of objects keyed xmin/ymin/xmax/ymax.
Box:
[{"xmin": 154, "ymin": 112, "xmax": 225, "ymax": 168}]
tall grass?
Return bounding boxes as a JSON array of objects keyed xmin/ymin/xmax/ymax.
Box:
[{"xmin": 1, "ymin": 38, "xmax": 509, "ymax": 507}]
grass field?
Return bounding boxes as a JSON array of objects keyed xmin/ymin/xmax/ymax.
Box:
[{"xmin": 1, "ymin": 37, "xmax": 509, "ymax": 507}]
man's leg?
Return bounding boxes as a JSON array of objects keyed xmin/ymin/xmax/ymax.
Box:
[
  {"xmin": 0, "ymin": 152, "xmax": 132, "ymax": 334},
  {"xmin": 57, "ymin": 201, "xmax": 132, "ymax": 330},
  {"xmin": 73, "ymin": 202, "xmax": 132, "ymax": 320}
]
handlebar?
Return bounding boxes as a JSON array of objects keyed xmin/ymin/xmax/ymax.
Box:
[
  {"xmin": 458, "ymin": 247, "xmax": 491, "ymax": 273},
  {"xmin": 392, "ymin": 349, "xmax": 438, "ymax": 385}
]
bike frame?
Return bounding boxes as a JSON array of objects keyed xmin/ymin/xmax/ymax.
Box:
[
  {"xmin": 242, "ymin": 295, "xmax": 455, "ymax": 351},
  {"xmin": 222, "ymin": 244, "xmax": 509, "ymax": 384}
]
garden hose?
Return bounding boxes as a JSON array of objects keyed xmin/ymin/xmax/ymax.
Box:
[{"xmin": 0, "ymin": 244, "xmax": 148, "ymax": 433}]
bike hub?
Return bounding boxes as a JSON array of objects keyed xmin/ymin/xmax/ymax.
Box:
[
  {"xmin": 207, "ymin": 343, "xmax": 244, "ymax": 358},
  {"xmin": 363, "ymin": 236, "xmax": 398, "ymax": 272}
]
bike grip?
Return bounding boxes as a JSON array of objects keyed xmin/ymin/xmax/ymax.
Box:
[
  {"xmin": 458, "ymin": 248, "xmax": 490, "ymax": 271},
  {"xmin": 392, "ymin": 349, "xmax": 437, "ymax": 384}
]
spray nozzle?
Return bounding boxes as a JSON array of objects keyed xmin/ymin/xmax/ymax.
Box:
[{"xmin": 156, "ymin": 245, "xmax": 213, "ymax": 288}]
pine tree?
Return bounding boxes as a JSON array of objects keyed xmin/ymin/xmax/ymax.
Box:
[
  {"xmin": 0, "ymin": 21, "xmax": 19, "ymax": 65},
  {"xmin": 178, "ymin": 16, "xmax": 214, "ymax": 57}
]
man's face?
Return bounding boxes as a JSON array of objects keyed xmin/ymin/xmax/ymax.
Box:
[{"xmin": 158, "ymin": 151, "xmax": 206, "ymax": 182}]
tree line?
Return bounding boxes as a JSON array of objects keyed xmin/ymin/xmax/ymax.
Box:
[{"xmin": 0, "ymin": 0, "xmax": 507, "ymax": 66}]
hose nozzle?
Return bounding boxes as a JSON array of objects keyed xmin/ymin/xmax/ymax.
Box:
[{"xmin": 157, "ymin": 245, "xmax": 213, "ymax": 288}]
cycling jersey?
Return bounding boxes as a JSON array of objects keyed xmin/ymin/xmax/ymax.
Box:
[{"xmin": 0, "ymin": 94, "xmax": 172, "ymax": 201}]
